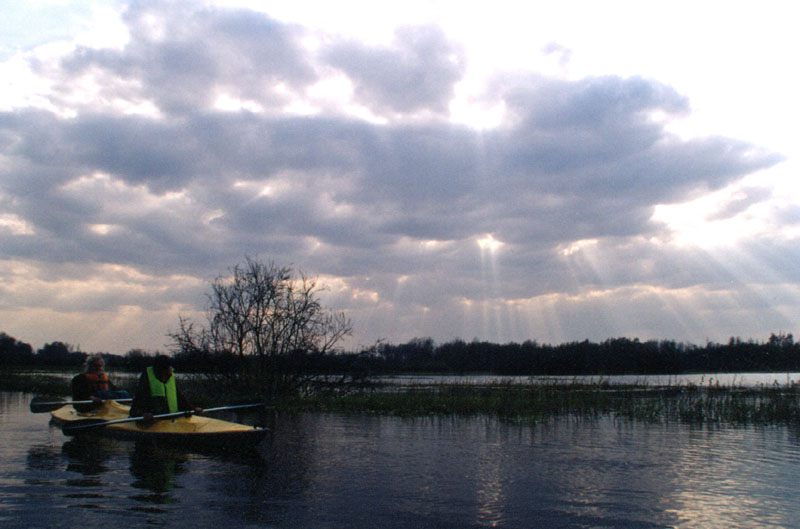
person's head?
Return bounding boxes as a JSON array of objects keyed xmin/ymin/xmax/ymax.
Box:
[
  {"xmin": 86, "ymin": 355, "xmax": 105, "ymax": 373},
  {"xmin": 152, "ymin": 355, "xmax": 174, "ymax": 383}
]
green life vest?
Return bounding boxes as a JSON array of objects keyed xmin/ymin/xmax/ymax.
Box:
[{"xmin": 146, "ymin": 366, "xmax": 179, "ymax": 413}]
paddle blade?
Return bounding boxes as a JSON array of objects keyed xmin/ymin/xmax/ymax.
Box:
[{"xmin": 30, "ymin": 397, "xmax": 66, "ymax": 413}]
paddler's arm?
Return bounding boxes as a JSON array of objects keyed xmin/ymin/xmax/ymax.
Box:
[{"xmin": 176, "ymin": 386, "xmax": 203, "ymax": 416}]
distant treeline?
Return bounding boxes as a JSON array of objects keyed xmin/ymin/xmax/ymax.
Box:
[
  {"xmin": 0, "ymin": 333, "xmax": 160, "ymax": 371},
  {"xmin": 344, "ymin": 334, "xmax": 800, "ymax": 375},
  {"xmin": 2, "ymin": 331, "xmax": 799, "ymax": 375}
]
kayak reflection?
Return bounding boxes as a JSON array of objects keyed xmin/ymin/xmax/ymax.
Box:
[
  {"xmin": 129, "ymin": 441, "xmax": 189, "ymax": 500},
  {"xmin": 61, "ymin": 436, "xmax": 119, "ymax": 477}
]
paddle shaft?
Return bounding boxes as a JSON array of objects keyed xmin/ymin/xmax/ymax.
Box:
[
  {"xmin": 61, "ymin": 402, "xmax": 266, "ymax": 434},
  {"xmin": 203, "ymin": 403, "xmax": 266, "ymax": 413},
  {"xmin": 36, "ymin": 398, "xmax": 133, "ymax": 405},
  {"xmin": 30, "ymin": 398, "xmax": 132, "ymax": 413}
]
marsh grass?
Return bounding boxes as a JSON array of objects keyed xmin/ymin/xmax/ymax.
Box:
[
  {"xmin": 0, "ymin": 369, "xmax": 71, "ymax": 396},
  {"xmin": 282, "ymin": 379, "xmax": 800, "ymax": 425},
  {"xmin": 668, "ymin": 384, "xmax": 800, "ymax": 424},
  {"xmin": 4, "ymin": 369, "xmax": 800, "ymax": 426}
]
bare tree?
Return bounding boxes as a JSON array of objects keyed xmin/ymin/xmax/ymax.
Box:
[{"xmin": 171, "ymin": 257, "xmax": 352, "ymax": 396}]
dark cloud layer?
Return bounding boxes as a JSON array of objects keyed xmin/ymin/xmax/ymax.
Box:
[
  {"xmin": 324, "ymin": 25, "xmax": 466, "ymax": 114},
  {"xmin": 61, "ymin": 1, "xmax": 316, "ymax": 115},
  {"xmin": 0, "ymin": 2, "xmax": 791, "ymax": 349}
]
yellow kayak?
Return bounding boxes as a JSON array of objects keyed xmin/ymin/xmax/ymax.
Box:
[{"xmin": 51, "ymin": 400, "xmax": 268, "ymax": 450}]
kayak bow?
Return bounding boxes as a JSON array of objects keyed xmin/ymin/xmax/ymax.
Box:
[
  {"xmin": 62, "ymin": 403, "xmax": 267, "ymax": 433},
  {"xmin": 51, "ymin": 400, "xmax": 269, "ymax": 450}
]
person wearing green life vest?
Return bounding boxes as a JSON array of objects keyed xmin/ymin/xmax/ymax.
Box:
[{"xmin": 129, "ymin": 355, "xmax": 203, "ymax": 421}]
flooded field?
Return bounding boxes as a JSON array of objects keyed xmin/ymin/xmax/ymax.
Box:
[
  {"xmin": 377, "ymin": 372, "xmax": 800, "ymax": 388},
  {"xmin": 3, "ymin": 391, "xmax": 800, "ymax": 528}
]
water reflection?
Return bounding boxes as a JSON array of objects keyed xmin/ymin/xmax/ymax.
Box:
[
  {"xmin": 62, "ymin": 436, "xmax": 116, "ymax": 476},
  {"xmin": 5, "ymin": 391, "xmax": 800, "ymax": 528},
  {"xmin": 474, "ymin": 437, "xmax": 506, "ymax": 527},
  {"xmin": 128, "ymin": 442, "xmax": 188, "ymax": 504},
  {"xmin": 25, "ymin": 443, "xmax": 62, "ymax": 471},
  {"xmin": 662, "ymin": 424, "xmax": 800, "ymax": 529}
]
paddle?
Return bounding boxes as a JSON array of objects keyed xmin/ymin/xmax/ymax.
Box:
[
  {"xmin": 61, "ymin": 403, "xmax": 267, "ymax": 435},
  {"xmin": 30, "ymin": 396, "xmax": 133, "ymax": 413}
]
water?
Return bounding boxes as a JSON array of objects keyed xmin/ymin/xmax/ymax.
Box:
[
  {"xmin": 3, "ymin": 391, "xmax": 800, "ymax": 528},
  {"xmin": 379, "ymin": 372, "xmax": 800, "ymax": 388}
]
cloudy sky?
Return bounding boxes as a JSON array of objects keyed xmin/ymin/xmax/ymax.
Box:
[{"xmin": 1, "ymin": 0, "xmax": 798, "ymax": 354}]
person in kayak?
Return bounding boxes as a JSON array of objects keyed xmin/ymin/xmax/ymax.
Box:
[
  {"xmin": 129, "ymin": 355, "xmax": 203, "ymax": 421},
  {"xmin": 71, "ymin": 355, "xmax": 131, "ymax": 412}
]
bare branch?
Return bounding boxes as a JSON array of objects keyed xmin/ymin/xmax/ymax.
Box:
[{"xmin": 170, "ymin": 257, "xmax": 353, "ymax": 396}]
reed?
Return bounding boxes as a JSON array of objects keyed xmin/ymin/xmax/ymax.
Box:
[
  {"xmin": 284, "ymin": 380, "xmax": 800, "ymax": 425},
  {"xmin": 0, "ymin": 369, "xmax": 71, "ymax": 396},
  {"xmin": 4, "ymin": 369, "xmax": 800, "ymax": 425}
]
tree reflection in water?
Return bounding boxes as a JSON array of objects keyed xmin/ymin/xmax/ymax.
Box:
[{"xmin": 7, "ymin": 389, "xmax": 800, "ymax": 529}]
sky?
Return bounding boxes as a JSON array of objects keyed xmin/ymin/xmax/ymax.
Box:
[{"xmin": 1, "ymin": 0, "xmax": 798, "ymax": 355}]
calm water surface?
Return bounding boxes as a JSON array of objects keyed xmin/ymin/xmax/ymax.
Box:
[
  {"xmin": 380, "ymin": 372, "xmax": 800, "ymax": 387},
  {"xmin": 2, "ymin": 391, "xmax": 800, "ymax": 528}
]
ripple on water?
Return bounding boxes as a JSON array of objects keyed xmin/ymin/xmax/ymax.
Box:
[{"xmin": 4, "ymin": 393, "xmax": 800, "ymax": 528}]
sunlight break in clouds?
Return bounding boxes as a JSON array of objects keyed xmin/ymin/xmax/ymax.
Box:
[{"xmin": 0, "ymin": 0, "xmax": 798, "ymax": 354}]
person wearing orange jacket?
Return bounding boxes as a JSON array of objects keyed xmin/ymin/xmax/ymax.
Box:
[{"xmin": 71, "ymin": 355, "xmax": 130, "ymax": 412}]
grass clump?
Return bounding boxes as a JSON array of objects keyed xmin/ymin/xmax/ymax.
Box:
[
  {"xmin": 0, "ymin": 369, "xmax": 71, "ymax": 396},
  {"xmin": 283, "ymin": 379, "xmax": 800, "ymax": 426},
  {"xmin": 670, "ymin": 385, "xmax": 800, "ymax": 425}
]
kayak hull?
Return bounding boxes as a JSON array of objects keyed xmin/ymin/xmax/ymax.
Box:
[{"xmin": 51, "ymin": 400, "xmax": 268, "ymax": 450}]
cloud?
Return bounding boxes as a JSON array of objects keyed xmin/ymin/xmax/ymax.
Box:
[
  {"xmin": 0, "ymin": 1, "xmax": 793, "ymax": 351},
  {"xmin": 55, "ymin": 1, "xmax": 316, "ymax": 116},
  {"xmin": 323, "ymin": 25, "xmax": 466, "ymax": 115},
  {"xmin": 0, "ymin": 57, "xmax": 781, "ymax": 272},
  {"xmin": 541, "ymin": 42, "xmax": 572, "ymax": 67},
  {"xmin": 705, "ymin": 186, "xmax": 773, "ymax": 221}
]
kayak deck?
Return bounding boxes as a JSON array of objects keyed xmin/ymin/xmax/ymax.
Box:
[{"xmin": 51, "ymin": 400, "xmax": 268, "ymax": 450}]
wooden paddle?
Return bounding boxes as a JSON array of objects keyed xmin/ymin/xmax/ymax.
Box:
[
  {"xmin": 30, "ymin": 396, "xmax": 133, "ymax": 413},
  {"xmin": 61, "ymin": 403, "xmax": 267, "ymax": 435}
]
